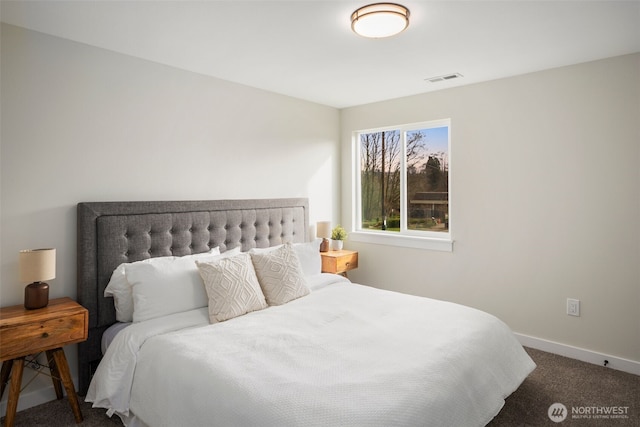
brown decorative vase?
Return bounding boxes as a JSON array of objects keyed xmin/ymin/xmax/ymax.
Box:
[{"xmin": 24, "ymin": 281, "xmax": 49, "ymax": 310}]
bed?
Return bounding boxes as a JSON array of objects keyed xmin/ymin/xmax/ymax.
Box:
[{"xmin": 77, "ymin": 198, "xmax": 535, "ymax": 427}]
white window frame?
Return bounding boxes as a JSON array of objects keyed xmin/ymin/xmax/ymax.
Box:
[{"xmin": 350, "ymin": 119, "xmax": 453, "ymax": 252}]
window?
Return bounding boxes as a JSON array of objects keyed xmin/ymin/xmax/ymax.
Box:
[{"xmin": 352, "ymin": 119, "xmax": 452, "ymax": 251}]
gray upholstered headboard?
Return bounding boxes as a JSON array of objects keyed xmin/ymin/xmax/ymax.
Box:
[{"xmin": 76, "ymin": 198, "xmax": 309, "ymax": 394}]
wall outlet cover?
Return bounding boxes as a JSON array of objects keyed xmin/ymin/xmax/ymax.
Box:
[{"xmin": 567, "ymin": 298, "xmax": 580, "ymax": 316}]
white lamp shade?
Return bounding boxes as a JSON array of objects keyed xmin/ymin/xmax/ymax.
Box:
[
  {"xmin": 351, "ymin": 3, "xmax": 410, "ymax": 38},
  {"xmin": 19, "ymin": 248, "xmax": 56, "ymax": 283},
  {"xmin": 316, "ymin": 221, "xmax": 332, "ymax": 239}
]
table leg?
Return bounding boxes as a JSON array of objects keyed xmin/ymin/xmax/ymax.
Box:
[
  {"xmin": 46, "ymin": 350, "xmax": 64, "ymax": 399},
  {"xmin": 4, "ymin": 357, "xmax": 25, "ymax": 427},
  {"xmin": 0, "ymin": 359, "xmax": 14, "ymax": 400},
  {"xmin": 50, "ymin": 348, "xmax": 83, "ymax": 423}
]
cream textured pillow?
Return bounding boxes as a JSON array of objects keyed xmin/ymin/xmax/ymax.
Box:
[
  {"xmin": 250, "ymin": 243, "xmax": 310, "ymax": 306},
  {"xmin": 196, "ymin": 252, "xmax": 268, "ymax": 322}
]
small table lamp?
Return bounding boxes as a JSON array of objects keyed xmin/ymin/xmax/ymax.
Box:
[
  {"xmin": 316, "ymin": 221, "xmax": 331, "ymax": 252},
  {"xmin": 19, "ymin": 248, "xmax": 56, "ymax": 310}
]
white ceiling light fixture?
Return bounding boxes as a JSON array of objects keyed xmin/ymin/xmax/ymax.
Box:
[{"xmin": 351, "ymin": 3, "xmax": 410, "ymax": 38}]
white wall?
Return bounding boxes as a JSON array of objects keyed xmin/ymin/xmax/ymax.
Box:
[
  {"xmin": 342, "ymin": 53, "xmax": 640, "ymax": 365},
  {"xmin": 0, "ymin": 23, "xmax": 340, "ymax": 412}
]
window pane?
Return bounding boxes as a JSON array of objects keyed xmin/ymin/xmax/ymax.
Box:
[
  {"xmin": 359, "ymin": 130, "xmax": 401, "ymax": 231},
  {"xmin": 406, "ymin": 126, "xmax": 449, "ymax": 232}
]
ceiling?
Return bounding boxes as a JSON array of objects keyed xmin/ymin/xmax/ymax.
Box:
[{"xmin": 2, "ymin": 1, "xmax": 639, "ymax": 108}]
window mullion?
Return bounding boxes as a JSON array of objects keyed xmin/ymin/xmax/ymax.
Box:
[
  {"xmin": 354, "ymin": 132, "xmax": 362, "ymax": 231},
  {"xmin": 400, "ymin": 129, "xmax": 408, "ymax": 233}
]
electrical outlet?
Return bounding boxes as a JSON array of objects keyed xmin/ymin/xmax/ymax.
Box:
[{"xmin": 567, "ymin": 298, "xmax": 580, "ymax": 316}]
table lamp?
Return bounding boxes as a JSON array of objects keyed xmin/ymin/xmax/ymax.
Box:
[
  {"xmin": 316, "ymin": 221, "xmax": 331, "ymax": 252},
  {"xmin": 19, "ymin": 248, "xmax": 56, "ymax": 310}
]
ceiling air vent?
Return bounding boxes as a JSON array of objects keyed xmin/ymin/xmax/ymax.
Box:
[{"xmin": 425, "ymin": 73, "xmax": 463, "ymax": 83}]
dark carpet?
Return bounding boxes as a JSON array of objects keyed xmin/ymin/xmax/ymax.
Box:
[
  {"xmin": 488, "ymin": 348, "xmax": 639, "ymax": 426},
  {"xmin": 3, "ymin": 347, "xmax": 638, "ymax": 426}
]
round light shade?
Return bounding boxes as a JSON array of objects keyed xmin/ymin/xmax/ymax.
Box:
[
  {"xmin": 19, "ymin": 248, "xmax": 56, "ymax": 283},
  {"xmin": 351, "ymin": 3, "xmax": 410, "ymax": 38}
]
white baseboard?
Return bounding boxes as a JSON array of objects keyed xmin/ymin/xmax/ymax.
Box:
[{"xmin": 515, "ymin": 333, "xmax": 640, "ymax": 376}]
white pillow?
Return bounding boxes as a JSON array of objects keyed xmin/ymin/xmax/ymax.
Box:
[
  {"xmin": 104, "ymin": 247, "xmax": 220, "ymax": 322},
  {"xmin": 248, "ymin": 245, "xmax": 281, "ymax": 254},
  {"xmin": 293, "ymin": 239, "xmax": 321, "ymax": 277},
  {"xmin": 249, "ymin": 240, "xmax": 321, "ymax": 277},
  {"xmin": 196, "ymin": 252, "xmax": 267, "ymax": 322},
  {"xmin": 250, "ymin": 243, "xmax": 310, "ymax": 306},
  {"xmin": 105, "ymin": 264, "xmax": 137, "ymax": 322}
]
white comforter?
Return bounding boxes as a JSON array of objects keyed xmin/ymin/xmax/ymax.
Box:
[{"xmin": 87, "ymin": 275, "xmax": 535, "ymax": 427}]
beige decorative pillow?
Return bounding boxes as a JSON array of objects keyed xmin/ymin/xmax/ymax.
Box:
[
  {"xmin": 196, "ymin": 252, "xmax": 267, "ymax": 322},
  {"xmin": 250, "ymin": 243, "xmax": 310, "ymax": 306}
]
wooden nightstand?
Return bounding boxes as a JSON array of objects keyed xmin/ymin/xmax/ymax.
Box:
[
  {"xmin": 321, "ymin": 250, "xmax": 358, "ymax": 276},
  {"xmin": 0, "ymin": 297, "xmax": 88, "ymax": 427}
]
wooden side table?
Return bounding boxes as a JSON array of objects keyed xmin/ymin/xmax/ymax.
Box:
[
  {"xmin": 321, "ymin": 250, "xmax": 358, "ymax": 276},
  {"xmin": 0, "ymin": 297, "xmax": 88, "ymax": 427}
]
